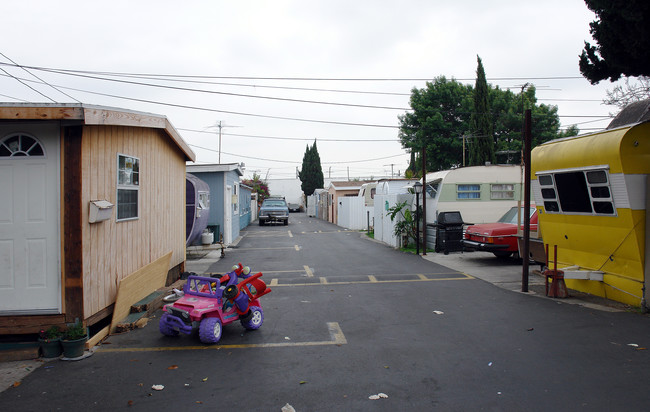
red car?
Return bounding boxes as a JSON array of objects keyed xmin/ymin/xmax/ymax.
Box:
[{"xmin": 461, "ymin": 206, "xmax": 538, "ymax": 258}]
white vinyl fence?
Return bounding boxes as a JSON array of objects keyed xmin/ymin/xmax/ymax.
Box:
[
  {"xmin": 374, "ymin": 193, "xmax": 413, "ymax": 248},
  {"xmin": 337, "ymin": 197, "xmax": 373, "ymax": 230},
  {"xmin": 307, "ymin": 194, "xmax": 317, "ymax": 217}
]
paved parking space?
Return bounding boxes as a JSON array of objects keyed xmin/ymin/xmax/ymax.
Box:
[{"xmin": 4, "ymin": 214, "xmax": 645, "ymax": 411}]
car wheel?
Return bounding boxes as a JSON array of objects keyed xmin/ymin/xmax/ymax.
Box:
[
  {"xmin": 241, "ymin": 306, "xmax": 264, "ymax": 330},
  {"xmin": 283, "ymin": 219, "xmax": 288, "ymax": 226},
  {"xmin": 159, "ymin": 313, "xmax": 179, "ymax": 336},
  {"xmin": 199, "ymin": 317, "xmax": 222, "ymax": 343},
  {"xmin": 259, "ymin": 220, "xmax": 265, "ymax": 226}
]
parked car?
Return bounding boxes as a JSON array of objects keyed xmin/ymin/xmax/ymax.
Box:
[
  {"xmin": 287, "ymin": 203, "xmax": 301, "ymax": 213},
  {"xmin": 461, "ymin": 206, "xmax": 538, "ymax": 258},
  {"xmin": 259, "ymin": 197, "xmax": 289, "ymax": 226}
]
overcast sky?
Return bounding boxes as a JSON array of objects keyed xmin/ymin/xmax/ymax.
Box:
[{"xmin": 1, "ymin": 0, "xmax": 621, "ymax": 180}]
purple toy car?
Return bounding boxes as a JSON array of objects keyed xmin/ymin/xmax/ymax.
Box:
[{"xmin": 159, "ymin": 263, "xmax": 271, "ymax": 343}]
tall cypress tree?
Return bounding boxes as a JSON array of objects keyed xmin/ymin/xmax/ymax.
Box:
[
  {"xmin": 470, "ymin": 56, "xmax": 495, "ymax": 166},
  {"xmin": 299, "ymin": 140, "xmax": 324, "ymax": 202}
]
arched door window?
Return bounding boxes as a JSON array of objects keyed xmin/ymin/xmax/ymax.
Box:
[{"xmin": 0, "ymin": 134, "xmax": 45, "ymax": 157}]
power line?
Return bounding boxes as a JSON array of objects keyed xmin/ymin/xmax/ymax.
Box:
[
  {"xmin": 0, "ymin": 73, "xmax": 400, "ymax": 128},
  {"xmin": 179, "ymin": 128, "xmax": 398, "ymax": 142},
  {"xmin": 0, "ymin": 63, "xmax": 410, "ymax": 111},
  {"xmin": 0, "ymin": 64, "xmax": 583, "ymax": 82},
  {"xmin": 188, "ymin": 143, "xmax": 406, "ymax": 165},
  {"xmin": 0, "ymin": 53, "xmax": 81, "ymax": 103}
]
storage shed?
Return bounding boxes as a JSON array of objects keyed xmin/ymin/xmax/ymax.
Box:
[
  {"xmin": 327, "ymin": 181, "xmax": 373, "ymax": 225},
  {"xmin": 0, "ymin": 104, "xmax": 195, "ymax": 334}
]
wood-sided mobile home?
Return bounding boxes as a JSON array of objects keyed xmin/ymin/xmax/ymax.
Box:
[
  {"xmin": 0, "ymin": 104, "xmax": 195, "ymax": 335},
  {"xmin": 531, "ymin": 101, "xmax": 650, "ymax": 308}
]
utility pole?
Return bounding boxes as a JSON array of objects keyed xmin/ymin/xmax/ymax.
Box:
[
  {"xmin": 421, "ymin": 145, "xmax": 427, "ymax": 255},
  {"xmin": 462, "ymin": 135, "xmax": 466, "ymax": 167},
  {"xmin": 207, "ymin": 121, "xmax": 241, "ymax": 164},
  {"xmin": 521, "ymin": 109, "xmax": 532, "ymax": 293},
  {"xmin": 218, "ymin": 121, "xmax": 223, "ymax": 163}
]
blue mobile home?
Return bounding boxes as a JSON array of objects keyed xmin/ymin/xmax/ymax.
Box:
[{"xmin": 186, "ymin": 163, "xmax": 247, "ymax": 245}]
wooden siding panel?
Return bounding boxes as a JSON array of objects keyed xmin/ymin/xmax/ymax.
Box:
[{"xmin": 81, "ymin": 125, "xmax": 186, "ymax": 318}]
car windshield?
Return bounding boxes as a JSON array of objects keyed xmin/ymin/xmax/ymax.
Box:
[
  {"xmin": 498, "ymin": 207, "xmax": 536, "ymax": 224},
  {"xmin": 263, "ymin": 200, "xmax": 286, "ymax": 207}
]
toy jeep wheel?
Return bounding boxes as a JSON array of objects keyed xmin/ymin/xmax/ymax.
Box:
[
  {"xmin": 241, "ymin": 306, "xmax": 264, "ymax": 330},
  {"xmin": 199, "ymin": 317, "xmax": 222, "ymax": 343},
  {"xmin": 159, "ymin": 314, "xmax": 179, "ymax": 336}
]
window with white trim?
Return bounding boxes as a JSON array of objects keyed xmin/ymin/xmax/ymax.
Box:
[
  {"xmin": 457, "ymin": 184, "xmax": 480, "ymax": 199},
  {"xmin": 491, "ymin": 184, "xmax": 515, "ymax": 200},
  {"xmin": 117, "ymin": 154, "xmax": 140, "ymax": 221},
  {"xmin": 538, "ymin": 169, "xmax": 615, "ymax": 215}
]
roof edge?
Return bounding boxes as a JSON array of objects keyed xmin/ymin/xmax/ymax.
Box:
[{"xmin": 0, "ymin": 103, "xmax": 195, "ymax": 162}]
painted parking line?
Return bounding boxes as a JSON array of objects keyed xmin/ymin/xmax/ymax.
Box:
[
  {"xmin": 269, "ymin": 272, "xmax": 475, "ymax": 287},
  {"xmin": 97, "ymin": 322, "xmax": 346, "ymax": 353},
  {"xmin": 234, "ymin": 246, "xmax": 299, "ymax": 251},
  {"xmin": 300, "ymin": 230, "xmax": 356, "ymax": 234}
]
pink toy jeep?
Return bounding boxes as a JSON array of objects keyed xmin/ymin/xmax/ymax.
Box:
[{"xmin": 159, "ymin": 263, "xmax": 271, "ymax": 343}]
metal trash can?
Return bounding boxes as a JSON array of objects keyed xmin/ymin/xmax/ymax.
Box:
[{"xmin": 434, "ymin": 211, "xmax": 464, "ymax": 254}]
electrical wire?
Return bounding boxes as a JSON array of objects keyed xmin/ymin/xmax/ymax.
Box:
[
  {"xmin": 0, "ymin": 53, "xmax": 81, "ymax": 103},
  {"xmin": 0, "ymin": 63, "xmax": 410, "ymax": 111},
  {"xmin": 179, "ymin": 128, "xmax": 399, "ymax": 142},
  {"xmin": 0, "ymin": 73, "xmax": 401, "ymax": 128},
  {"xmin": 188, "ymin": 143, "xmax": 407, "ymax": 165}
]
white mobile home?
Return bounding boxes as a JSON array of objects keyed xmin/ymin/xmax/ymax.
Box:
[{"xmin": 423, "ymin": 165, "xmax": 523, "ymax": 225}]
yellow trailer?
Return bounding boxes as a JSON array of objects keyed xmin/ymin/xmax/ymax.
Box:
[{"xmin": 531, "ymin": 103, "xmax": 649, "ymax": 308}]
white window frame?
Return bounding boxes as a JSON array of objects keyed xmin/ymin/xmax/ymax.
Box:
[
  {"xmin": 116, "ymin": 153, "xmax": 140, "ymax": 221},
  {"xmin": 491, "ymin": 183, "xmax": 515, "ymax": 200}
]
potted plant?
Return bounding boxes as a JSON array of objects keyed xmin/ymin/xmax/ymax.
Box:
[
  {"xmin": 61, "ymin": 320, "xmax": 88, "ymax": 359},
  {"xmin": 38, "ymin": 326, "xmax": 63, "ymax": 358}
]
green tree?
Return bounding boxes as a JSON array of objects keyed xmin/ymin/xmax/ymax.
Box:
[
  {"xmin": 241, "ymin": 173, "xmax": 270, "ymax": 205},
  {"xmin": 470, "ymin": 56, "xmax": 495, "ymax": 166},
  {"xmin": 399, "ymin": 78, "xmax": 574, "ymax": 170},
  {"xmin": 579, "ymin": 0, "xmax": 650, "ymax": 84},
  {"xmin": 298, "ymin": 141, "xmax": 324, "ymax": 201},
  {"xmin": 398, "ymin": 76, "xmax": 473, "ymax": 171}
]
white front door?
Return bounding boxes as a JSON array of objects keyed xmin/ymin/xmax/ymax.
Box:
[{"xmin": 0, "ymin": 124, "xmax": 60, "ymax": 314}]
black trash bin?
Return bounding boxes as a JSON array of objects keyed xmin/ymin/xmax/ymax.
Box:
[{"xmin": 435, "ymin": 211, "xmax": 464, "ymax": 254}]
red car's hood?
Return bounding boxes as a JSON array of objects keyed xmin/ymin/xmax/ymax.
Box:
[
  {"xmin": 465, "ymin": 223, "xmax": 516, "ymax": 237},
  {"xmin": 466, "ymin": 222, "xmax": 538, "ymax": 237}
]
